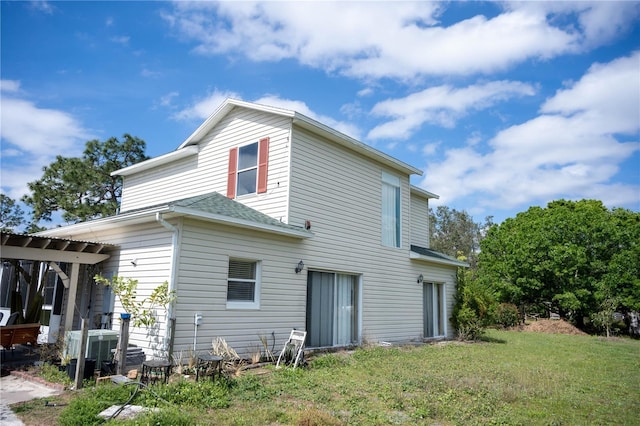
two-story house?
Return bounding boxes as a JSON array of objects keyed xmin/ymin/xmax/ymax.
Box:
[{"xmin": 37, "ymin": 99, "xmax": 466, "ymax": 358}]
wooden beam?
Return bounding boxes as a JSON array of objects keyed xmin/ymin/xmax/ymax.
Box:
[
  {"xmin": 1, "ymin": 245, "xmax": 109, "ymax": 264},
  {"xmin": 64, "ymin": 263, "xmax": 80, "ymax": 333},
  {"xmin": 49, "ymin": 262, "xmax": 70, "ymax": 289}
]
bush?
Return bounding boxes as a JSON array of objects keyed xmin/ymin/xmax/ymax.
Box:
[
  {"xmin": 452, "ymin": 266, "xmax": 496, "ymax": 340},
  {"xmin": 454, "ymin": 306, "xmax": 484, "ymax": 340},
  {"xmin": 494, "ymin": 303, "xmax": 520, "ymax": 328}
]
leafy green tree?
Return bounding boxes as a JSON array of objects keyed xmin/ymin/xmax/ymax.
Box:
[
  {"xmin": 22, "ymin": 134, "xmax": 148, "ymax": 225},
  {"xmin": 429, "ymin": 205, "xmax": 493, "ymax": 269},
  {"xmin": 0, "ymin": 194, "xmax": 25, "ymax": 232},
  {"xmin": 478, "ymin": 199, "xmax": 640, "ymax": 330}
]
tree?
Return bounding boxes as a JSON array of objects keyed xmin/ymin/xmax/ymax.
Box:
[
  {"xmin": 0, "ymin": 194, "xmax": 25, "ymax": 232},
  {"xmin": 429, "ymin": 205, "xmax": 493, "ymax": 269},
  {"xmin": 22, "ymin": 134, "xmax": 148, "ymax": 225},
  {"xmin": 478, "ymin": 199, "xmax": 640, "ymax": 331}
]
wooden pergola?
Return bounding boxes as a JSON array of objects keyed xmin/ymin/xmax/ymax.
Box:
[{"xmin": 1, "ymin": 232, "xmax": 113, "ymax": 333}]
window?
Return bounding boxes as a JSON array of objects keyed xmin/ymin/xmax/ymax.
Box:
[
  {"xmin": 381, "ymin": 172, "xmax": 401, "ymax": 247},
  {"xmin": 227, "ymin": 259, "xmax": 260, "ymax": 309},
  {"xmin": 424, "ymin": 282, "xmax": 446, "ymax": 338},
  {"xmin": 227, "ymin": 137, "xmax": 269, "ymax": 198},
  {"xmin": 237, "ymin": 143, "xmax": 258, "ymax": 196}
]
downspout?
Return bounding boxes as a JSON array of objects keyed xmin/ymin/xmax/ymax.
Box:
[{"xmin": 156, "ymin": 212, "xmax": 179, "ymax": 357}]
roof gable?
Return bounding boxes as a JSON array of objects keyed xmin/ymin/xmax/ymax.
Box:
[{"xmin": 114, "ymin": 98, "xmax": 421, "ymax": 177}]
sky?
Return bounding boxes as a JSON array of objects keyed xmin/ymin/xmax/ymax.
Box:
[{"xmin": 1, "ymin": 0, "xmax": 639, "ymax": 228}]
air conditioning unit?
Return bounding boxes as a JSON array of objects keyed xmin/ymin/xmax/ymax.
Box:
[{"xmin": 63, "ymin": 330, "xmax": 119, "ymax": 369}]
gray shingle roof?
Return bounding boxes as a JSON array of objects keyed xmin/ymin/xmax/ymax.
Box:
[{"xmin": 169, "ymin": 192, "xmax": 309, "ymax": 234}]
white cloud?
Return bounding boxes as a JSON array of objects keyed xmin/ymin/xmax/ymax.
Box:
[
  {"xmin": 110, "ymin": 36, "xmax": 130, "ymax": 45},
  {"xmin": 161, "ymin": 1, "xmax": 636, "ymax": 80},
  {"xmin": 509, "ymin": 1, "xmax": 640, "ymax": 49},
  {"xmin": 1, "ymin": 80, "xmax": 21, "ymax": 93},
  {"xmin": 172, "ymin": 89, "xmax": 241, "ymax": 121},
  {"xmin": 421, "ymin": 52, "xmax": 640, "ymax": 215},
  {"xmin": 0, "ymin": 91, "xmax": 93, "ymax": 199},
  {"xmin": 29, "ymin": 1, "xmax": 53, "ymax": 15},
  {"xmin": 141, "ymin": 68, "xmax": 162, "ymax": 78},
  {"xmin": 368, "ymin": 81, "xmax": 535, "ymax": 140}
]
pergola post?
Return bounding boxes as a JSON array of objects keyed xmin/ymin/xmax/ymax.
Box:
[{"xmin": 63, "ymin": 262, "xmax": 81, "ymax": 333}]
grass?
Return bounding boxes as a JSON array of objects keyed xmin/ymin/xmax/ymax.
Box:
[{"xmin": 13, "ymin": 329, "xmax": 640, "ymax": 425}]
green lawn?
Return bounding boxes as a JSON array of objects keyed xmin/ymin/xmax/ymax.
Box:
[{"xmin": 16, "ymin": 329, "xmax": 640, "ymax": 425}]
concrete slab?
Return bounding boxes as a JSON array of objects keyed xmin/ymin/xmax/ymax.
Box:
[
  {"xmin": 0, "ymin": 373, "xmax": 65, "ymax": 426},
  {"xmin": 0, "ymin": 374, "xmax": 64, "ymax": 405}
]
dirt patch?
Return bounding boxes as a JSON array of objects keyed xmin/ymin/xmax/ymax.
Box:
[{"xmin": 522, "ymin": 319, "xmax": 588, "ymax": 335}]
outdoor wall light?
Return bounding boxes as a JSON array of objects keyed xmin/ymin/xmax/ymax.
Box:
[
  {"xmin": 295, "ymin": 260, "xmax": 305, "ymax": 274},
  {"xmin": 417, "ymin": 274, "xmax": 424, "ymax": 284}
]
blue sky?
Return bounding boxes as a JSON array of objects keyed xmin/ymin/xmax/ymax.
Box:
[{"xmin": 1, "ymin": 1, "xmax": 639, "ymax": 227}]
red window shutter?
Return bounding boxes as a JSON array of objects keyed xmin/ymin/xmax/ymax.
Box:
[
  {"xmin": 227, "ymin": 147, "xmax": 238, "ymax": 199},
  {"xmin": 257, "ymin": 137, "xmax": 270, "ymax": 193}
]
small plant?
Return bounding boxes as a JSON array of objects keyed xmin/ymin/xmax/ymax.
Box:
[
  {"xmin": 36, "ymin": 337, "xmax": 63, "ymax": 366},
  {"xmin": 39, "ymin": 362, "xmax": 72, "ymax": 386},
  {"xmin": 94, "ymin": 274, "xmax": 175, "ymax": 328},
  {"xmin": 258, "ymin": 332, "xmax": 275, "ymax": 362},
  {"xmin": 249, "ymin": 343, "xmax": 262, "ymax": 364}
]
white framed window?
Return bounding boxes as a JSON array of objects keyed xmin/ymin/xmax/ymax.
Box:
[
  {"xmin": 237, "ymin": 142, "xmax": 258, "ymax": 196},
  {"xmin": 227, "ymin": 258, "xmax": 261, "ymax": 309},
  {"xmin": 381, "ymin": 172, "xmax": 401, "ymax": 248},
  {"xmin": 226, "ymin": 137, "xmax": 269, "ymax": 198}
]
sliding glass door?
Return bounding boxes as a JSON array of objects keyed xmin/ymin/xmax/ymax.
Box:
[
  {"xmin": 306, "ymin": 271, "xmax": 359, "ymax": 347},
  {"xmin": 424, "ymin": 282, "xmax": 445, "ymax": 338}
]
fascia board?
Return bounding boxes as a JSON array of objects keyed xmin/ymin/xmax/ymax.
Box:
[
  {"xmin": 410, "ymin": 185, "xmax": 439, "ymax": 199},
  {"xmin": 35, "ymin": 207, "xmax": 168, "ymax": 237},
  {"xmin": 410, "ymin": 251, "xmax": 469, "ymax": 268},
  {"xmin": 111, "ymin": 145, "xmax": 199, "ymax": 177}
]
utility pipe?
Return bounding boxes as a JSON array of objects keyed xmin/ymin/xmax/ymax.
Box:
[{"xmin": 156, "ymin": 212, "xmax": 180, "ymax": 357}]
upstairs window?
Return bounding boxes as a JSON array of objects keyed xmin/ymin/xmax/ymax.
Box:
[
  {"xmin": 237, "ymin": 143, "xmax": 258, "ymax": 196},
  {"xmin": 227, "ymin": 137, "xmax": 269, "ymax": 198},
  {"xmin": 227, "ymin": 259, "xmax": 261, "ymax": 309},
  {"xmin": 381, "ymin": 172, "xmax": 401, "ymax": 248}
]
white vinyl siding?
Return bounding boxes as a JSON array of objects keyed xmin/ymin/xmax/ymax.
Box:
[
  {"xmin": 44, "ymin": 222, "xmax": 175, "ymax": 358},
  {"xmin": 288, "ymin": 125, "xmax": 456, "ymax": 344},
  {"xmin": 172, "ymin": 219, "xmax": 307, "ymax": 356},
  {"xmin": 119, "ymin": 108, "xmax": 291, "ymax": 223},
  {"xmin": 410, "ymin": 192, "xmax": 431, "ymax": 248}
]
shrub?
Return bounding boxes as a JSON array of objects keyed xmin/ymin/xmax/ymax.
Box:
[
  {"xmin": 452, "ymin": 265, "xmax": 496, "ymax": 340},
  {"xmin": 495, "ymin": 303, "xmax": 520, "ymax": 328},
  {"xmin": 454, "ymin": 306, "xmax": 484, "ymax": 340}
]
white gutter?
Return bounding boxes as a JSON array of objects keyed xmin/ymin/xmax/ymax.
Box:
[{"xmin": 156, "ymin": 212, "xmax": 180, "ymax": 355}]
